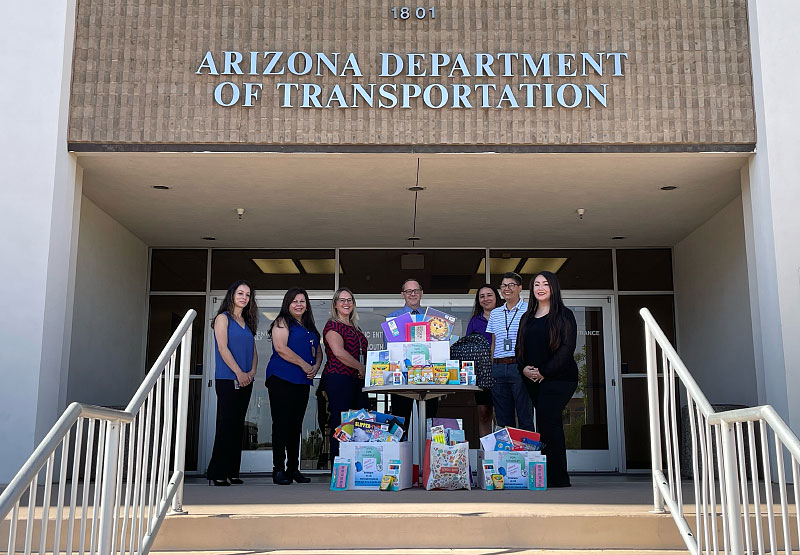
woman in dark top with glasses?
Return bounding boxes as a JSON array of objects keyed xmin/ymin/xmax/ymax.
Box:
[
  {"xmin": 322, "ymin": 287, "xmax": 369, "ymax": 462},
  {"xmin": 517, "ymin": 271, "xmax": 579, "ymax": 488},
  {"xmin": 266, "ymin": 288, "xmax": 322, "ymax": 485}
]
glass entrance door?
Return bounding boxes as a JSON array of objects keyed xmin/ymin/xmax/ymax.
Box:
[
  {"xmin": 563, "ymin": 297, "xmax": 620, "ymax": 472},
  {"xmin": 200, "ymin": 293, "xmax": 620, "ymax": 474}
]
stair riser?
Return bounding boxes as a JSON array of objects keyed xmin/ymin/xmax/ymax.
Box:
[{"xmin": 152, "ymin": 514, "xmax": 686, "ymax": 550}]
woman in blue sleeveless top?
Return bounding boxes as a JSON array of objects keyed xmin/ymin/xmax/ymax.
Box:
[
  {"xmin": 266, "ymin": 288, "xmax": 321, "ymax": 485},
  {"xmin": 206, "ymin": 280, "xmax": 258, "ymax": 486}
]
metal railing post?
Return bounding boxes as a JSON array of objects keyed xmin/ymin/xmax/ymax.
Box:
[
  {"xmin": 645, "ymin": 326, "xmax": 665, "ymax": 513},
  {"xmin": 720, "ymin": 420, "xmax": 743, "ymax": 553},
  {"xmin": 170, "ymin": 323, "xmax": 193, "ymax": 514},
  {"xmin": 97, "ymin": 420, "xmax": 121, "ymax": 555}
]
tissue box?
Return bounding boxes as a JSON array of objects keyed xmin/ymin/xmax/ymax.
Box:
[{"xmin": 339, "ymin": 442, "xmax": 413, "ymax": 490}]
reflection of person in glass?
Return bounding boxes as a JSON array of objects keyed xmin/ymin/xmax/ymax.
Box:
[
  {"xmin": 206, "ymin": 280, "xmax": 258, "ymax": 487},
  {"xmin": 465, "ymin": 284, "xmax": 502, "ymax": 437},
  {"xmin": 322, "ymin": 287, "xmax": 369, "ymax": 461},
  {"xmin": 266, "ymin": 288, "xmax": 322, "ymax": 485},
  {"xmin": 517, "ymin": 271, "xmax": 579, "ymax": 488}
]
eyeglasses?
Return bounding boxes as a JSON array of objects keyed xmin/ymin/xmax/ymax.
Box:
[
  {"xmin": 337, "ymin": 298, "xmax": 355, "ymax": 304},
  {"xmin": 499, "ymin": 283, "xmax": 520, "ymax": 289},
  {"xmin": 402, "ymin": 289, "xmax": 422, "ymax": 295}
]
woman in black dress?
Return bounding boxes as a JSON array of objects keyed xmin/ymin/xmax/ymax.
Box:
[{"xmin": 516, "ymin": 271, "xmax": 578, "ymax": 488}]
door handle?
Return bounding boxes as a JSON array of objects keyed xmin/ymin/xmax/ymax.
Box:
[
  {"xmin": 611, "ymin": 378, "xmax": 616, "ymax": 386},
  {"xmin": 208, "ymin": 379, "xmax": 212, "ymax": 387}
]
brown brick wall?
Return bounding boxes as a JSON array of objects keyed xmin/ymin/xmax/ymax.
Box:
[{"xmin": 68, "ymin": 0, "xmax": 755, "ymax": 147}]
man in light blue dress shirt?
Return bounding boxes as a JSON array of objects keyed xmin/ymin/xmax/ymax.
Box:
[
  {"xmin": 388, "ymin": 278, "xmax": 425, "ymax": 319},
  {"xmin": 486, "ymin": 272, "xmax": 535, "ymax": 430},
  {"xmin": 387, "ymin": 278, "xmax": 438, "ymax": 424}
]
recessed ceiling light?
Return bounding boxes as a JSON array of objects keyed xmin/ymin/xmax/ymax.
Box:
[
  {"xmin": 152, "ymin": 185, "xmax": 171, "ymax": 190},
  {"xmin": 611, "ymin": 236, "xmax": 626, "ymax": 240},
  {"xmin": 202, "ymin": 236, "xmax": 216, "ymax": 241},
  {"xmin": 408, "ymin": 186, "xmax": 426, "ymax": 192},
  {"xmin": 407, "ymin": 236, "xmax": 421, "ymax": 241},
  {"xmin": 660, "ymin": 185, "xmax": 678, "ymax": 191}
]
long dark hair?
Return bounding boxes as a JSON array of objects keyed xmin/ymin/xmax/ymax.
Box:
[
  {"xmin": 471, "ymin": 284, "xmax": 501, "ymax": 318},
  {"xmin": 215, "ymin": 280, "xmax": 258, "ymax": 335},
  {"xmin": 517, "ymin": 271, "xmax": 569, "ymax": 359},
  {"xmin": 269, "ymin": 287, "xmax": 320, "ymax": 340}
]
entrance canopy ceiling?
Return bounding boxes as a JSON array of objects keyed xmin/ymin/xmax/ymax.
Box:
[{"xmin": 78, "ymin": 152, "xmax": 748, "ymax": 248}]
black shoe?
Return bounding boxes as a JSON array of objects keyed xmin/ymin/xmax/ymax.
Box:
[
  {"xmin": 229, "ymin": 478, "xmax": 244, "ymax": 485},
  {"xmin": 289, "ymin": 470, "xmax": 311, "ymax": 484},
  {"xmin": 208, "ymin": 479, "xmax": 230, "ymax": 487},
  {"xmin": 273, "ymin": 470, "xmax": 291, "ymax": 485}
]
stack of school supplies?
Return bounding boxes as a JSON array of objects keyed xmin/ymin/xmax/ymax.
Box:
[
  {"xmin": 480, "ymin": 427, "xmax": 543, "ymax": 452},
  {"xmin": 332, "ymin": 409, "xmax": 406, "ymax": 443},
  {"xmin": 426, "ymin": 417, "xmax": 466, "ymax": 445}
]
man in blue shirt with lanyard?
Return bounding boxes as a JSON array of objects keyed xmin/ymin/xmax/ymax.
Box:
[
  {"xmin": 387, "ymin": 278, "xmax": 438, "ymax": 426},
  {"xmin": 486, "ymin": 272, "xmax": 534, "ymax": 430}
]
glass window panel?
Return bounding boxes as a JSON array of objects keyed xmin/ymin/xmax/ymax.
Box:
[
  {"xmin": 489, "ymin": 249, "xmax": 613, "ymax": 290},
  {"xmin": 622, "ymin": 377, "xmax": 651, "ymax": 469},
  {"xmin": 150, "ymin": 249, "xmax": 207, "ymax": 292},
  {"xmin": 616, "ymin": 249, "xmax": 674, "ymax": 291},
  {"xmin": 566, "ymin": 305, "xmax": 609, "ymax": 450},
  {"xmin": 146, "ymin": 295, "xmax": 206, "ymax": 375},
  {"xmin": 240, "ymin": 299, "xmax": 332, "ymax": 470},
  {"xmin": 169, "ymin": 380, "xmax": 202, "ymax": 471},
  {"xmin": 619, "ymin": 295, "xmax": 675, "ymax": 374},
  {"xmin": 211, "ymin": 249, "xmax": 335, "ymax": 291},
  {"xmin": 338, "ymin": 250, "xmax": 486, "ymax": 294},
  {"xmin": 622, "ymin": 377, "xmax": 670, "ymax": 470},
  {"xmin": 147, "ymin": 295, "xmax": 206, "ymax": 471}
]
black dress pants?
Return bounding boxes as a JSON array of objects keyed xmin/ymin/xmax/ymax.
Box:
[
  {"xmin": 326, "ymin": 372, "xmax": 369, "ymax": 461},
  {"xmin": 266, "ymin": 375, "xmax": 310, "ymax": 473},
  {"xmin": 526, "ymin": 379, "xmax": 578, "ymax": 487},
  {"xmin": 206, "ymin": 379, "xmax": 253, "ymax": 480}
]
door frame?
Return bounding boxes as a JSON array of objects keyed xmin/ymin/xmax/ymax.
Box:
[{"xmin": 561, "ymin": 293, "xmax": 623, "ymax": 472}]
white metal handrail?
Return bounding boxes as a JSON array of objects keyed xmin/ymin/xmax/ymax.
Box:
[
  {"xmin": 642, "ymin": 307, "xmax": 800, "ymax": 554},
  {"xmin": 1, "ymin": 309, "xmax": 196, "ymax": 555}
]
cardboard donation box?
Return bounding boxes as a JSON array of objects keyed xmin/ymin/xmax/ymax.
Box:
[
  {"xmin": 477, "ymin": 449, "xmax": 547, "ymax": 490},
  {"xmin": 338, "ymin": 441, "xmax": 413, "ymax": 491}
]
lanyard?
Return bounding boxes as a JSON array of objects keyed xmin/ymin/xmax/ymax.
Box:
[{"xmin": 504, "ymin": 305, "xmax": 520, "ymax": 338}]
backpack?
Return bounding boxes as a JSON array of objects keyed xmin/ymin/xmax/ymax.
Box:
[{"xmin": 450, "ymin": 333, "xmax": 493, "ymax": 388}]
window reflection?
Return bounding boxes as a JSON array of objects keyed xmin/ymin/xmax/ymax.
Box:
[
  {"xmin": 565, "ymin": 306, "xmax": 608, "ymax": 450},
  {"xmin": 489, "ymin": 249, "xmax": 613, "ymax": 290}
]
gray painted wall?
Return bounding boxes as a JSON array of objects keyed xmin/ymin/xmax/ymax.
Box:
[
  {"xmin": 67, "ymin": 196, "xmax": 148, "ymax": 407},
  {"xmin": 674, "ymin": 195, "xmax": 757, "ymax": 406}
]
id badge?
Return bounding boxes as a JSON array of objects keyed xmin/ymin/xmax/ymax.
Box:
[
  {"xmin": 503, "ymin": 338, "xmax": 513, "ymax": 351},
  {"xmin": 311, "ymin": 344, "xmax": 316, "ymax": 358},
  {"xmin": 359, "ymin": 350, "xmax": 365, "ymax": 365}
]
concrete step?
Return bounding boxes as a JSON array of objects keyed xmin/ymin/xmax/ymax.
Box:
[
  {"xmin": 153, "ymin": 475, "xmax": 688, "ymax": 551},
  {"xmin": 153, "ymin": 550, "xmax": 690, "ymax": 555}
]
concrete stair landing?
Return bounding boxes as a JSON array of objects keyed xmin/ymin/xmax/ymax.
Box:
[{"xmin": 155, "ymin": 475, "xmax": 687, "ymax": 552}]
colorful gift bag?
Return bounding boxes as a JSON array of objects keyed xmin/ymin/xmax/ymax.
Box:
[{"xmin": 425, "ymin": 441, "xmax": 471, "ymax": 491}]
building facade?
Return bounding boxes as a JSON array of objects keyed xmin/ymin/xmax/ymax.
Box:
[{"xmin": 1, "ymin": 0, "xmax": 798, "ymax": 482}]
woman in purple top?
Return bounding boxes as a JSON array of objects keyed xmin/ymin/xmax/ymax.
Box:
[{"xmin": 466, "ymin": 284, "xmax": 502, "ymax": 437}]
